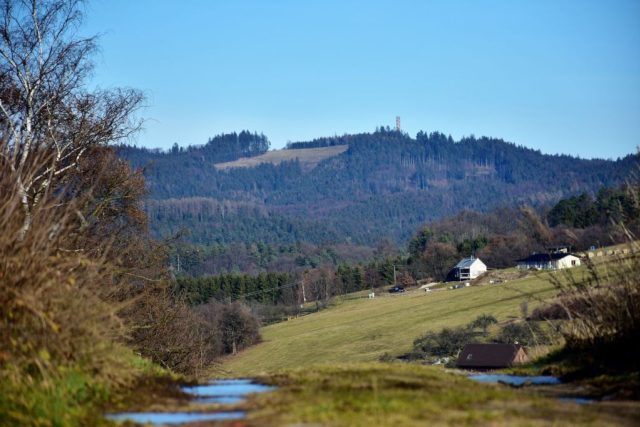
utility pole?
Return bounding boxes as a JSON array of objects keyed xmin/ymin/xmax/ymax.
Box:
[
  {"xmin": 393, "ymin": 264, "xmax": 397, "ymax": 286},
  {"xmin": 301, "ymin": 278, "xmax": 307, "ymax": 306}
]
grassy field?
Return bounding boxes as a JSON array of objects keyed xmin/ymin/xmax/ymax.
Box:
[
  {"xmin": 214, "ymin": 145, "xmax": 349, "ymax": 171},
  {"xmin": 220, "ymin": 269, "xmax": 566, "ymax": 376},
  {"xmin": 242, "ymin": 363, "xmax": 639, "ymax": 426}
]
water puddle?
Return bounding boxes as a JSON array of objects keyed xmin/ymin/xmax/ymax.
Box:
[
  {"xmin": 106, "ymin": 411, "xmax": 246, "ymax": 424},
  {"xmin": 106, "ymin": 378, "xmax": 275, "ymax": 425},
  {"xmin": 469, "ymin": 374, "xmax": 561, "ymax": 386},
  {"xmin": 468, "ymin": 374, "xmax": 596, "ymax": 405},
  {"xmin": 181, "ymin": 378, "xmax": 275, "ymax": 397}
]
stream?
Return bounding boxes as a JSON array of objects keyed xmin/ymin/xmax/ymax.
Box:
[{"xmin": 106, "ymin": 378, "xmax": 275, "ymax": 425}]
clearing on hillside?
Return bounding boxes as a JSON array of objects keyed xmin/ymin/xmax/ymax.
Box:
[{"xmin": 214, "ymin": 145, "xmax": 348, "ymax": 171}]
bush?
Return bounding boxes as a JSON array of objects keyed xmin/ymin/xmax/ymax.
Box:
[
  {"xmin": 494, "ymin": 322, "xmax": 549, "ymax": 347},
  {"xmin": 220, "ymin": 302, "xmax": 261, "ymax": 354},
  {"xmin": 409, "ymin": 314, "xmax": 502, "ymax": 361},
  {"xmin": 412, "ymin": 326, "xmax": 474, "ymax": 359},
  {"xmin": 126, "ymin": 292, "xmax": 261, "ymax": 375},
  {"xmin": 469, "ymin": 314, "xmax": 498, "ymax": 334}
]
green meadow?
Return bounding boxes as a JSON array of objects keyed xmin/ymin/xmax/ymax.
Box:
[{"xmin": 221, "ymin": 269, "xmax": 560, "ymax": 376}]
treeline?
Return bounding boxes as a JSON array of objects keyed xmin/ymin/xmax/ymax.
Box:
[
  {"xmin": 169, "ymin": 240, "xmax": 374, "ymax": 277},
  {"xmin": 118, "ymin": 130, "xmax": 269, "ymax": 168},
  {"xmin": 175, "ymin": 273, "xmax": 291, "ymax": 305},
  {"xmin": 173, "ymin": 257, "xmax": 413, "ymax": 316},
  {"xmin": 547, "ymin": 186, "xmax": 639, "ymax": 229}
]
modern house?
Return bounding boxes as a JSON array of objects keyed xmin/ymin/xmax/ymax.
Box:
[
  {"xmin": 456, "ymin": 343, "xmax": 528, "ymax": 369},
  {"xmin": 516, "ymin": 253, "xmax": 581, "ymax": 270},
  {"xmin": 447, "ymin": 257, "xmax": 487, "ymax": 281}
]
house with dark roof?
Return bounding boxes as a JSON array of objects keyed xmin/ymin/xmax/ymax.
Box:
[
  {"xmin": 456, "ymin": 343, "xmax": 528, "ymax": 369},
  {"xmin": 446, "ymin": 257, "xmax": 487, "ymax": 281},
  {"xmin": 516, "ymin": 252, "xmax": 581, "ymax": 270}
]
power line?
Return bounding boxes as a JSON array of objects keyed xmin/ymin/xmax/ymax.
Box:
[{"xmin": 229, "ymin": 280, "xmax": 301, "ymax": 301}]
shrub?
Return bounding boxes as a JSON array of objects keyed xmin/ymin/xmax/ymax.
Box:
[
  {"xmin": 469, "ymin": 314, "xmax": 498, "ymax": 334},
  {"xmin": 220, "ymin": 302, "xmax": 261, "ymax": 354},
  {"xmin": 494, "ymin": 322, "xmax": 547, "ymax": 347},
  {"xmin": 412, "ymin": 326, "xmax": 474, "ymax": 359}
]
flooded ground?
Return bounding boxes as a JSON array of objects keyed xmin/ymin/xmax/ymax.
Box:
[
  {"xmin": 469, "ymin": 374, "xmax": 561, "ymax": 386},
  {"xmin": 468, "ymin": 374, "xmax": 596, "ymax": 405},
  {"xmin": 106, "ymin": 378, "xmax": 275, "ymax": 425},
  {"xmin": 106, "ymin": 411, "xmax": 246, "ymax": 424},
  {"xmin": 181, "ymin": 378, "xmax": 274, "ymax": 397}
]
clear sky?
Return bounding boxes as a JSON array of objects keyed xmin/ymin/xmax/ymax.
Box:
[{"xmin": 83, "ymin": 0, "xmax": 640, "ymax": 159}]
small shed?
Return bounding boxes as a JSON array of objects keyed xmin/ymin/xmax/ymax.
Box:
[
  {"xmin": 456, "ymin": 343, "xmax": 528, "ymax": 369},
  {"xmin": 447, "ymin": 257, "xmax": 487, "ymax": 281},
  {"xmin": 516, "ymin": 253, "xmax": 581, "ymax": 270}
]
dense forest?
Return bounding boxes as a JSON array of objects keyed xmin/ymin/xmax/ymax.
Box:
[
  {"xmin": 118, "ymin": 129, "xmax": 638, "ymax": 250},
  {"xmin": 173, "ymin": 183, "xmax": 640, "ymax": 316}
]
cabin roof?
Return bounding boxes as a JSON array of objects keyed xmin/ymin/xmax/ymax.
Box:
[
  {"xmin": 454, "ymin": 257, "xmax": 483, "ymax": 269},
  {"xmin": 456, "ymin": 343, "xmax": 525, "ymax": 368}
]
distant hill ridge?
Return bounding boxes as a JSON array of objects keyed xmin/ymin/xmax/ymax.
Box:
[{"xmin": 116, "ymin": 129, "xmax": 638, "ymax": 246}]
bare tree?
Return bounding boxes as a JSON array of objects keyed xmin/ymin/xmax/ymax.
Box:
[{"xmin": 0, "ymin": 0, "xmax": 143, "ymax": 237}]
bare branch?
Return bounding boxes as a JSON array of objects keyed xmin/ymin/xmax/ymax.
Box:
[{"xmin": 0, "ymin": 0, "xmax": 143, "ymax": 238}]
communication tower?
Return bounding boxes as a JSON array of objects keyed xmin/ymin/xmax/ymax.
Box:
[{"xmin": 395, "ymin": 116, "xmax": 401, "ymax": 132}]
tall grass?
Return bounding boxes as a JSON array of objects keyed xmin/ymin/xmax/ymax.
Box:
[
  {"xmin": 549, "ymin": 243, "xmax": 640, "ymax": 354},
  {"xmin": 0, "ymin": 150, "xmax": 161, "ymax": 425},
  {"xmin": 545, "ymin": 180, "xmax": 640, "ymax": 365}
]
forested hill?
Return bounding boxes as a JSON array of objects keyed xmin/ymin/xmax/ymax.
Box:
[
  {"xmin": 117, "ymin": 129, "xmax": 638, "ymax": 246},
  {"xmin": 120, "ymin": 130, "xmax": 270, "ymax": 167}
]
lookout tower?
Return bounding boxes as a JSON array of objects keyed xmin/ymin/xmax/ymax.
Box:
[{"xmin": 395, "ymin": 116, "xmax": 401, "ymax": 132}]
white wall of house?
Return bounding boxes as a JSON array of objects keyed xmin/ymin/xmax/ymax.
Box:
[
  {"xmin": 518, "ymin": 255, "xmax": 581, "ymax": 270},
  {"xmin": 457, "ymin": 258, "xmax": 487, "ymax": 279},
  {"xmin": 470, "ymin": 259, "xmax": 487, "ymax": 278},
  {"xmin": 517, "ymin": 261, "xmax": 551, "ymax": 270},
  {"xmin": 553, "ymin": 255, "xmax": 581, "ymax": 269}
]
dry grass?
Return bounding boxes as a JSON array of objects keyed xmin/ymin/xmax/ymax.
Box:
[
  {"xmin": 243, "ymin": 363, "xmax": 639, "ymax": 426},
  {"xmin": 214, "ymin": 145, "xmax": 348, "ymax": 171},
  {"xmin": 549, "ymin": 240, "xmax": 640, "ymax": 356}
]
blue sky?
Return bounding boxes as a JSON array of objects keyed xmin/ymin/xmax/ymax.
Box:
[{"xmin": 84, "ymin": 0, "xmax": 640, "ymax": 159}]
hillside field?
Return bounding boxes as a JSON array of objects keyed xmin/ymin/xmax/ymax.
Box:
[
  {"xmin": 214, "ymin": 145, "xmax": 349, "ymax": 171},
  {"xmin": 220, "ymin": 268, "xmax": 568, "ymax": 376}
]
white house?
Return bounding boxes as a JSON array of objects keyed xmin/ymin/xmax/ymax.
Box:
[
  {"xmin": 448, "ymin": 257, "xmax": 487, "ymax": 281},
  {"xmin": 516, "ymin": 253, "xmax": 581, "ymax": 270}
]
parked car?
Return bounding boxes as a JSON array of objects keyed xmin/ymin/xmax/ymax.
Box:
[{"xmin": 388, "ymin": 285, "xmax": 405, "ymax": 293}]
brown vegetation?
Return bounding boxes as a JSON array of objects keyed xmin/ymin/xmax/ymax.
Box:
[
  {"xmin": 532, "ymin": 177, "xmax": 640, "ymax": 373},
  {"xmin": 0, "ymin": 2, "xmax": 263, "ymax": 424},
  {"xmin": 214, "ymin": 145, "xmax": 349, "ymax": 171}
]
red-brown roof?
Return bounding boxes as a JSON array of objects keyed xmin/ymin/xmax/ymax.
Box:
[{"xmin": 456, "ymin": 343, "xmax": 526, "ymax": 369}]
